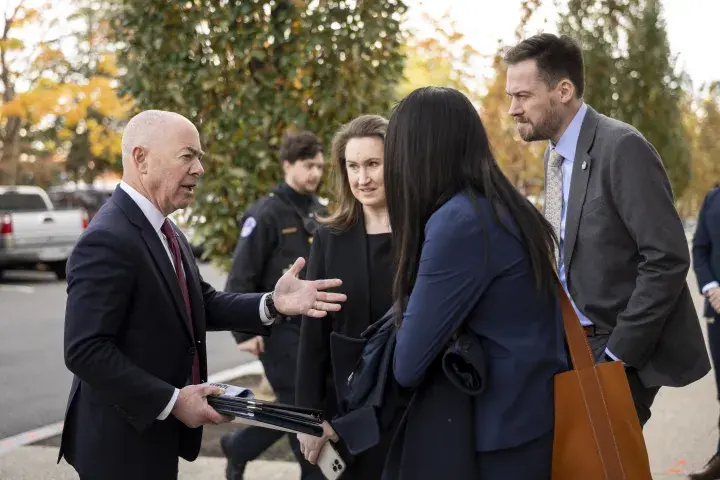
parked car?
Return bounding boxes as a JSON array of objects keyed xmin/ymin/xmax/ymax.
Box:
[
  {"xmin": 48, "ymin": 185, "xmax": 114, "ymax": 222},
  {"xmin": 0, "ymin": 185, "xmax": 88, "ymax": 279}
]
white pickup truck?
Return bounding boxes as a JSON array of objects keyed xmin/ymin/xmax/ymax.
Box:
[{"xmin": 0, "ymin": 185, "xmax": 88, "ymax": 280}]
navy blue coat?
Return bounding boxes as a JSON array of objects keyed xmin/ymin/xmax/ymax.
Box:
[
  {"xmin": 693, "ymin": 186, "xmax": 720, "ymax": 318},
  {"xmin": 392, "ymin": 190, "xmax": 569, "ymax": 452}
]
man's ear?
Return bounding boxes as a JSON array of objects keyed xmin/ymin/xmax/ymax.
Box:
[
  {"xmin": 558, "ymin": 79, "xmax": 576, "ymax": 104},
  {"xmin": 133, "ymin": 146, "xmax": 148, "ymax": 173},
  {"xmin": 282, "ymin": 159, "xmax": 292, "ymax": 175}
]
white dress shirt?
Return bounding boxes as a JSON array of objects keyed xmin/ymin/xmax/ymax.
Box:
[
  {"xmin": 702, "ymin": 281, "xmax": 719, "ymax": 295},
  {"xmin": 119, "ymin": 181, "xmax": 274, "ymax": 421}
]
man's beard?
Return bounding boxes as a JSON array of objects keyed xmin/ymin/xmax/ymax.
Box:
[{"xmin": 518, "ymin": 104, "xmax": 562, "ymax": 142}]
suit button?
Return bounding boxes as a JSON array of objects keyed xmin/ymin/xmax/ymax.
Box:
[{"xmin": 188, "ymin": 347, "xmax": 196, "ymax": 355}]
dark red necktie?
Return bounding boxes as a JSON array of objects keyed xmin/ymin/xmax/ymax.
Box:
[{"xmin": 161, "ymin": 219, "xmax": 201, "ymax": 385}]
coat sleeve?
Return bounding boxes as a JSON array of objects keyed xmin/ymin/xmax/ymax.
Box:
[
  {"xmin": 393, "ymin": 205, "xmax": 494, "ymax": 389},
  {"xmin": 296, "ymin": 228, "xmax": 333, "ymax": 410},
  {"xmin": 64, "ymin": 228, "xmax": 177, "ymax": 432},
  {"xmin": 605, "ymin": 131, "xmax": 691, "ymax": 367},
  {"xmin": 692, "ymin": 190, "xmax": 718, "ymax": 293}
]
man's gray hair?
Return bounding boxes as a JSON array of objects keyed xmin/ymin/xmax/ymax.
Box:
[{"xmin": 120, "ymin": 110, "xmax": 189, "ymax": 169}]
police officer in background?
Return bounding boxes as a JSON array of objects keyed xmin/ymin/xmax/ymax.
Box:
[{"xmin": 220, "ymin": 130, "xmax": 328, "ymax": 480}]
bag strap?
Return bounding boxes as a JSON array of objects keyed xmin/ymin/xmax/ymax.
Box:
[{"xmin": 555, "ymin": 273, "xmax": 626, "ymax": 479}]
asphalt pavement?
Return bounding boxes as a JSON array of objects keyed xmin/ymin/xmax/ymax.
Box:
[{"xmin": 0, "ymin": 262, "xmax": 254, "ymax": 439}]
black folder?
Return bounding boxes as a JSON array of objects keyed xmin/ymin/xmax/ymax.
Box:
[{"xmin": 207, "ymin": 388, "xmax": 325, "ymax": 437}]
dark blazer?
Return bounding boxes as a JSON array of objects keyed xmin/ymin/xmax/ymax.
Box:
[
  {"xmin": 59, "ymin": 186, "xmax": 270, "ymax": 480},
  {"xmin": 544, "ymin": 105, "xmax": 710, "ymax": 388},
  {"xmin": 392, "ymin": 190, "xmax": 568, "ymax": 454},
  {"xmin": 296, "ymin": 214, "xmax": 399, "ymax": 479},
  {"xmin": 693, "ymin": 186, "xmax": 720, "ymax": 318},
  {"xmin": 296, "ymin": 214, "xmax": 386, "ymax": 416}
]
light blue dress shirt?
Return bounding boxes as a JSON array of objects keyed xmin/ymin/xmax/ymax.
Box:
[{"xmin": 549, "ymin": 103, "xmax": 621, "ymax": 363}]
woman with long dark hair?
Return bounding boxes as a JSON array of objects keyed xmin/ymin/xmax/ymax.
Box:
[{"xmin": 384, "ymin": 87, "xmax": 569, "ymax": 479}]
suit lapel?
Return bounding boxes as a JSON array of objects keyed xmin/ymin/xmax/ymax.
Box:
[
  {"xmin": 563, "ymin": 107, "xmax": 600, "ymax": 273},
  {"xmin": 338, "ymin": 214, "xmax": 371, "ymax": 333},
  {"xmin": 111, "ymin": 187, "xmax": 194, "ymax": 342},
  {"xmin": 140, "ymin": 226, "xmax": 194, "ymax": 342}
]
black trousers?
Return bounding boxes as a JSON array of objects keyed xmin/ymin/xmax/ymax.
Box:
[
  {"xmin": 706, "ymin": 316, "xmax": 720, "ymax": 454},
  {"xmin": 586, "ymin": 334, "xmax": 660, "ymax": 428}
]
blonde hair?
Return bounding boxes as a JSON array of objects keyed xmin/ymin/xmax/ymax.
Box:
[{"xmin": 320, "ymin": 114, "xmax": 389, "ymax": 231}]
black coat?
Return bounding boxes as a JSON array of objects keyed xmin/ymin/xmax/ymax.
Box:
[
  {"xmin": 296, "ymin": 214, "xmax": 386, "ymax": 416},
  {"xmin": 224, "ymin": 183, "xmax": 326, "ymax": 393},
  {"xmin": 296, "ymin": 214, "xmax": 399, "ymax": 479}
]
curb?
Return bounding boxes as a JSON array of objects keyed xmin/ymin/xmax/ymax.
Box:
[{"xmin": 0, "ymin": 361, "xmax": 264, "ymax": 456}]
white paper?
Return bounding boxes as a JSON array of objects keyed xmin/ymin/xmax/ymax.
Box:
[{"xmin": 204, "ymin": 382, "xmax": 255, "ymax": 399}]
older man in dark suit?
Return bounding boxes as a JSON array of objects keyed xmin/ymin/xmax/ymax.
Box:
[
  {"xmin": 58, "ymin": 110, "xmax": 346, "ymax": 480},
  {"xmin": 689, "ymin": 184, "xmax": 720, "ymax": 479},
  {"xmin": 504, "ymin": 33, "xmax": 710, "ymax": 427}
]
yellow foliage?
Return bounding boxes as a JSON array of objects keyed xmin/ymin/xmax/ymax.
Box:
[
  {"xmin": 96, "ymin": 54, "xmax": 120, "ymax": 77},
  {"xmin": 13, "ymin": 7, "xmax": 41, "ymax": 29},
  {"xmin": 33, "ymin": 47, "xmax": 66, "ymax": 67},
  {"xmin": 0, "ymin": 38, "xmax": 25, "ymax": 51},
  {"xmin": 57, "ymin": 128, "xmax": 74, "ymax": 141},
  {"xmin": 678, "ymin": 84, "xmax": 720, "ymax": 216},
  {"xmin": 88, "ymin": 121, "xmax": 122, "ymax": 158},
  {"xmin": 0, "ymin": 0, "xmax": 134, "ymax": 183},
  {"xmin": 397, "ymin": 10, "xmax": 483, "ymax": 105}
]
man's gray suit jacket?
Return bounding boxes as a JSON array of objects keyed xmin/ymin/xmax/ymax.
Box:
[{"xmin": 543, "ymin": 105, "xmax": 710, "ymax": 388}]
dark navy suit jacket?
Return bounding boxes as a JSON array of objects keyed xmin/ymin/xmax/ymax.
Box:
[
  {"xmin": 59, "ymin": 186, "xmax": 269, "ymax": 479},
  {"xmin": 393, "ymin": 190, "xmax": 569, "ymax": 452},
  {"xmin": 693, "ymin": 186, "xmax": 720, "ymax": 318}
]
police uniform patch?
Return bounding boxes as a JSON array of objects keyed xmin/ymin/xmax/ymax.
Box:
[{"xmin": 240, "ymin": 217, "xmax": 257, "ymax": 238}]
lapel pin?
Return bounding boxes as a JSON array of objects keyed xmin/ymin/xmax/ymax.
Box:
[{"xmin": 581, "ymin": 161, "xmax": 588, "ymax": 170}]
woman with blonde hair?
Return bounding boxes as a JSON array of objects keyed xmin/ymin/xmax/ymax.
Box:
[{"xmin": 295, "ymin": 114, "xmax": 399, "ymax": 478}]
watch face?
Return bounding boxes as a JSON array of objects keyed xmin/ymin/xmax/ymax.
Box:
[{"xmin": 266, "ymin": 293, "xmax": 277, "ymax": 316}]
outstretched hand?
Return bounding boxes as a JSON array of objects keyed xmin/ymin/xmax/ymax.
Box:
[{"xmin": 273, "ymin": 257, "xmax": 346, "ymax": 318}]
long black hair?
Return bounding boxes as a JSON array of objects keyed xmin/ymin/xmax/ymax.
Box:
[{"xmin": 384, "ymin": 86, "xmax": 558, "ymax": 321}]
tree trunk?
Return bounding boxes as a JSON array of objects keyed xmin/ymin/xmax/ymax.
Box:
[{"xmin": 0, "ymin": 116, "xmax": 21, "ymax": 185}]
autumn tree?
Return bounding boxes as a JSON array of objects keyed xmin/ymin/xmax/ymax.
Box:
[
  {"xmin": 111, "ymin": 0, "xmax": 407, "ymax": 267},
  {"xmin": 0, "ymin": 2, "xmax": 42, "ymax": 185},
  {"xmin": 0, "ymin": 0, "xmax": 133, "ymax": 187},
  {"xmin": 481, "ymin": 0, "xmax": 545, "ymax": 200},
  {"xmin": 397, "ymin": 8, "xmax": 484, "ymax": 106},
  {"xmin": 678, "ymin": 82, "xmax": 720, "ymax": 217},
  {"xmin": 558, "ymin": 0, "xmax": 692, "ymax": 198},
  {"xmin": 54, "ymin": 1, "xmax": 134, "ymax": 183}
]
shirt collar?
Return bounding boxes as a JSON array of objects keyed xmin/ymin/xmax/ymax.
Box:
[
  {"xmin": 119, "ymin": 181, "xmax": 166, "ymax": 233},
  {"xmin": 549, "ymin": 102, "xmax": 588, "ymax": 163}
]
